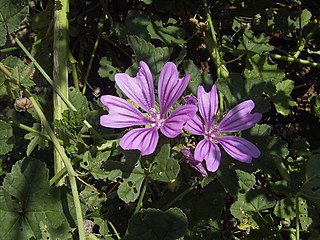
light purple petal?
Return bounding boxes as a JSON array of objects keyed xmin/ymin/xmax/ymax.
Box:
[
  {"xmin": 215, "ymin": 136, "xmax": 261, "ymax": 163},
  {"xmin": 184, "ymin": 95, "xmax": 197, "ymax": 105},
  {"xmin": 120, "ymin": 127, "xmax": 159, "ymax": 156},
  {"xmin": 100, "ymin": 95, "xmax": 152, "ymax": 128},
  {"xmin": 194, "ymin": 139, "xmax": 221, "ymax": 172},
  {"xmin": 217, "ymin": 100, "xmax": 262, "ymax": 132},
  {"xmin": 115, "ymin": 61, "xmax": 155, "ymax": 112},
  {"xmin": 184, "ymin": 114, "xmax": 204, "ymax": 135},
  {"xmin": 158, "ymin": 62, "xmax": 190, "ymax": 117},
  {"xmin": 161, "ymin": 104, "xmax": 197, "ymax": 138},
  {"xmin": 197, "ymin": 85, "xmax": 218, "ymax": 129}
]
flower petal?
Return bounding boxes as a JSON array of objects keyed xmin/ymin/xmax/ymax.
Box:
[
  {"xmin": 115, "ymin": 61, "xmax": 155, "ymax": 112},
  {"xmin": 194, "ymin": 139, "xmax": 221, "ymax": 172},
  {"xmin": 197, "ymin": 85, "xmax": 218, "ymax": 128},
  {"xmin": 184, "ymin": 114, "xmax": 204, "ymax": 135},
  {"xmin": 158, "ymin": 62, "xmax": 190, "ymax": 117},
  {"xmin": 100, "ymin": 95, "xmax": 151, "ymax": 128},
  {"xmin": 215, "ymin": 136, "xmax": 261, "ymax": 163},
  {"xmin": 161, "ymin": 104, "xmax": 197, "ymax": 138},
  {"xmin": 120, "ymin": 127, "xmax": 159, "ymax": 156},
  {"xmin": 218, "ymin": 100, "xmax": 262, "ymax": 132}
]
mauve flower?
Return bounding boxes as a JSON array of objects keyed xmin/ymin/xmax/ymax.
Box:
[
  {"xmin": 100, "ymin": 61, "xmax": 197, "ymax": 156},
  {"xmin": 184, "ymin": 84, "xmax": 262, "ymax": 172}
]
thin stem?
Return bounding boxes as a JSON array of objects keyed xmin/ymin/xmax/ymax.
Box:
[
  {"xmin": 162, "ymin": 184, "xmax": 195, "ymax": 210},
  {"xmin": 69, "ymin": 51, "xmax": 79, "ymax": 90},
  {"xmin": 203, "ymin": 0, "xmax": 229, "ymax": 79},
  {"xmin": 294, "ymin": 22, "xmax": 319, "ymax": 58},
  {"xmin": 134, "ymin": 176, "xmax": 148, "ymax": 213},
  {"xmin": 82, "ymin": 18, "xmax": 105, "ymax": 94},
  {"xmin": 108, "ymin": 220, "xmax": 121, "ymax": 240}
]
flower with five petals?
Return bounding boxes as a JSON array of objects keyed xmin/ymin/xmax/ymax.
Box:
[{"xmin": 184, "ymin": 84, "xmax": 262, "ymax": 172}]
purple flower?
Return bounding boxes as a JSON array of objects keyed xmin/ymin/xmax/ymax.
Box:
[
  {"xmin": 100, "ymin": 61, "xmax": 198, "ymax": 156},
  {"xmin": 184, "ymin": 85, "xmax": 262, "ymax": 172}
]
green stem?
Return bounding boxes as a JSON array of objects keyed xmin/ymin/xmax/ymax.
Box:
[
  {"xmin": 294, "ymin": 22, "xmax": 319, "ymax": 58},
  {"xmin": 162, "ymin": 184, "xmax": 195, "ymax": 210},
  {"xmin": 295, "ymin": 194, "xmax": 300, "ymax": 240},
  {"xmin": 134, "ymin": 176, "xmax": 148, "ymax": 213},
  {"xmin": 53, "ymin": 0, "xmax": 70, "ymax": 185},
  {"xmin": 203, "ymin": 0, "xmax": 229, "ymax": 79},
  {"xmin": 69, "ymin": 51, "xmax": 79, "ymax": 90},
  {"xmin": 108, "ymin": 220, "xmax": 121, "ymax": 240},
  {"xmin": 0, "ymin": 59, "xmax": 85, "ymax": 240},
  {"xmin": 82, "ymin": 18, "xmax": 104, "ymax": 94},
  {"xmin": 270, "ymin": 53, "xmax": 320, "ymax": 68}
]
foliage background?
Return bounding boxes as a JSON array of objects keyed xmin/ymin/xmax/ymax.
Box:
[{"xmin": 1, "ymin": 0, "xmax": 320, "ymax": 239}]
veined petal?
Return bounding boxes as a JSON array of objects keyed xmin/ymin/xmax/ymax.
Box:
[
  {"xmin": 158, "ymin": 62, "xmax": 190, "ymax": 117},
  {"xmin": 100, "ymin": 95, "xmax": 151, "ymax": 128},
  {"xmin": 115, "ymin": 61, "xmax": 155, "ymax": 112},
  {"xmin": 194, "ymin": 139, "xmax": 221, "ymax": 172},
  {"xmin": 215, "ymin": 136, "xmax": 261, "ymax": 163},
  {"xmin": 197, "ymin": 85, "xmax": 218, "ymax": 128},
  {"xmin": 184, "ymin": 114, "xmax": 205, "ymax": 135},
  {"xmin": 218, "ymin": 100, "xmax": 262, "ymax": 132},
  {"xmin": 120, "ymin": 127, "xmax": 159, "ymax": 156},
  {"xmin": 161, "ymin": 104, "xmax": 197, "ymax": 138}
]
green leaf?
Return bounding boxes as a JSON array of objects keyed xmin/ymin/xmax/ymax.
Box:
[
  {"xmin": 0, "ymin": 0, "xmax": 29, "ymax": 46},
  {"xmin": 69, "ymin": 87, "xmax": 89, "ymax": 115},
  {"xmin": 81, "ymin": 150, "xmax": 111, "ymax": 179},
  {"xmin": 243, "ymin": 124, "xmax": 289, "ymax": 173},
  {"xmin": 295, "ymin": 9, "xmax": 312, "ymax": 29},
  {"xmin": 0, "ymin": 120, "xmax": 14, "ymax": 155},
  {"xmin": 230, "ymin": 188, "xmax": 276, "ymax": 221},
  {"xmin": 301, "ymin": 154, "xmax": 320, "ymax": 203},
  {"xmin": 269, "ymin": 80, "xmax": 297, "ymax": 116},
  {"xmin": 274, "ymin": 197, "xmax": 296, "ymax": 219},
  {"xmin": 80, "ymin": 185, "xmax": 107, "ymax": 212},
  {"xmin": 150, "ymin": 144, "xmax": 180, "ymax": 183},
  {"xmin": 127, "ymin": 35, "xmax": 171, "ymax": 78},
  {"xmin": 104, "ymin": 151, "xmax": 145, "ymax": 203},
  {"xmin": 244, "ymin": 54, "xmax": 285, "ymax": 84},
  {"xmin": 125, "ymin": 208, "xmax": 188, "ymax": 240},
  {"xmin": 98, "ymin": 57, "xmax": 119, "ymax": 81},
  {"xmin": 313, "ymin": 95, "xmax": 320, "ymax": 119},
  {"xmin": 298, "ymin": 197, "xmax": 313, "ymax": 231},
  {"xmin": 147, "ymin": 18, "xmax": 186, "ymax": 46},
  {"xmin": 216, "ymin": 73, "xmax": 270, "ymax": 113},
  {"xmin": 178, "ymin": 182, "xmax": 226, "ymax": 238},
  {"xmin": 0, "ymin": 158, "xmax": 73, "ymax": 239},
  {"xmin": 237, "ymin": 30, "xmax": 274, "ymax": 55},
  {"xmin": 236, "ymin": 169, "xmax": 256, "ymax": 193},
  {"xmin": 183, "ymin": 60, "xmax": 213, "ymax": 95},
  {"xmin": 113, "ymin": 10, "xmax": 151, "ymax": 43}
]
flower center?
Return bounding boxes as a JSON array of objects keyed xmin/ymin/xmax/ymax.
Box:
[
  {"xmin": 149, "ymin": 108, "xmax": 164, "ymax": 128},
  {"xmin": 204, "ymin": 127, "xmax": 220, "ymax": 141}
]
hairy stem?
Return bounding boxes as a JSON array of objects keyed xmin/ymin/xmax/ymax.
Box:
[{"xmin": 295, "ymin": 194, "xmax": 300, "ymax": 240}]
